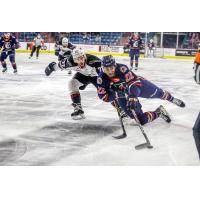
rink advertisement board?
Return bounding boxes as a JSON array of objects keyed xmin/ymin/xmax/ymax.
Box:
[
  {"xmin": 175, "ymin": 49, "xmax": 198, "ymax": 56},
  {"xmin": 100, "ymin": 45, "xmax": 124, "ymax": 53},
  {"xmin": 18, "ymin": 42, "xmax": 55, "ymax": 51},
  {"xmin": 75, "ymin": 44, "xmax": 99, "ymax": 52},
  {"xmin": 18, "ymin": 43, "xmax": 100, "ymax": 52}
]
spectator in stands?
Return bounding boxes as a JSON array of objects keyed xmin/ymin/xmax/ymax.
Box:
[
  {"xmin": 181, "ymin": 35, "xmax": 189, "ymax": 49},
  {"xmin": 83, "ymin": 33, "xmax": 89, "ymax": 44},
  {"xmin": 153, "ymin": 35, "xmax": 158, "ymax": 47},
  {"xmin": 95, "ymin": 34, "xmax": 101, "ymax": 44},
  {"xmin": 189, "ymin": 33, "xmax": 200, "ymax": 49}
]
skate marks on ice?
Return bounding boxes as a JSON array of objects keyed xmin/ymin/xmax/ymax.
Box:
[
  {"xmin": 0, "ymin": 120, "xmax": 120, "ymax": 166},
  {"xmin": 0, "ymin": 139, "xmax": 27, "ymax": 164}
]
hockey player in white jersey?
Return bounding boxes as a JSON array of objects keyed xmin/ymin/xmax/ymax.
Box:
[
  {"xmin": 45, "ymin": 37, "xmax": 75, "ymax": 75},
  {"xmin": 54, "ymin": 37, "xmax": 75, "ymax": 75},
  {"xmin": 45, "ymin": 48, "xmax": 102, "ymax": 120}
]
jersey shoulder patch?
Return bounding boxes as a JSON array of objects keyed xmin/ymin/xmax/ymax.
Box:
[
  {"xmin": 97, "ymin": 77, "xmax": 103, "ymax": 85},
  {"xmin": 119, "ymin": 65, "xmax": 128, "ymax": 73}
]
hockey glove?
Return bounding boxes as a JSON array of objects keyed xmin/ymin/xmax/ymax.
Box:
[
  {"xmin": 79, "ymin": 84, "xmax": 88, "ymax": 90},
  {"xmin": 127, "ymin": 95, "xmax": 140, "ymax": 111},
  {"xmin": 58, "ymin": 58, "xmax": 72, "ymax": 70},
  {"xmin": 59, "ymin": 51, "xmax": 65, "ymax": 56},
  {"xmin": 45, "ymin": 62, "xmax": 56, "ymax": 76}
]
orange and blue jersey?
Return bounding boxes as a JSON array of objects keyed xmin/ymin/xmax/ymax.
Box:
[
  {"xmin": 0, "ymin": 36, "xmax": 19, "ymax": 52},
  {"xmin": 97, "ymin": 63, "xmax": 174, "ymax": 125},
  {"xmin": 195, "ymin": 51, "xmax": 200, "ymax": 64}
]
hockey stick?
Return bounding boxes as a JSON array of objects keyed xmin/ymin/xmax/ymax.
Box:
[
  {"xmin": 112, "ymin": 100, "xmax": 127, "ymax": 139},
  {"xmin": 130, "ymin": 109, "xmax": 153, "ymax": 150}
]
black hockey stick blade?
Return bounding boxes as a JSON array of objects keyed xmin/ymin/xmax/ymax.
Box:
[
  {"xmin": 135, "ymin": 142, "xmax": 153, "ymax": 150},
  {"xmin": 112, "ymin": 133, "xmax": 127, "ymax": 139}
]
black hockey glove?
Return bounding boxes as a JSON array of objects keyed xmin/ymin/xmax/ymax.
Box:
[
  {"xmin": 79, "ymin": 84, "xmax": 88, "ymax": 90},
  {"xmin": 45, "ymin": 62, "xmax": 56, "ymax": 76},
  {"xmin": 12, "ymin": 43, "xmax": 20, "ymax": 50},
  {"xmin": 58, "ymin": 58, "xmax": 72, "ymax": 70},
  {"xmin": 127, "ymin": 95, "xmax": 140, "ymax": 111}
]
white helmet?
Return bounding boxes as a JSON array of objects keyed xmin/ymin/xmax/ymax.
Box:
[
  {"xmin": 150, "ymin": 39, "xmax": 153, "ymax": 43},
  {"xmin": 62, "ymin": 37, "xmax": 68, "ymax": 47},
  {"xmin": 72, "ymin": 48, "xmax": 85, "ymax": 61},
  {"xmin": 37, "ymin": 34, "xmax": 41, "ymax": 39}
]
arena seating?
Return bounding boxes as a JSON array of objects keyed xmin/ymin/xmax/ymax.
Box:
[
  {"xmin": 0, "ymin": 32, "xmax": 123, "ymax": 45},
  {"xmin": 68, "ymin": 32, "xmax": 123, "ymax": 45}
]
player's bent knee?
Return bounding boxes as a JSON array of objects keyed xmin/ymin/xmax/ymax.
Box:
[
  {"xmin": 156, "ymin": 89, "xmax": 165, "ymax": 98},
  {"xmin": 68, "ymin": 79, "xmax": 80, "ymax": 93}
]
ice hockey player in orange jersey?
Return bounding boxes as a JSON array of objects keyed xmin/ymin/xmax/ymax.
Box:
[{"xmin": 193, "ymin": 44, "xmax": 200, "ymax": 84}]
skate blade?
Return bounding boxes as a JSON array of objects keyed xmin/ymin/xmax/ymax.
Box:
[
  {"xmin": 67, "ymin": 71, "xmax": 72, "ymax": 75},
  {"xmin": 165, "ymin": 118, "xmax": 171, "ymax": 123},
  {"xmin": 72, "ymin": 114, "xmax": 86, "ymax": 120},
  {"xmin": 174, "ymin": 100, "xmax": 185, "ymax": 108},
  {"xmin": 159, "ymin": 105, "xmax": 171, "ymax": 123},
  {"xmin": 179, "ymin": 102, "xmax": 185, "ymax": 108}
]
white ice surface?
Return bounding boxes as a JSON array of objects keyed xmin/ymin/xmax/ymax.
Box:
[{"xmin": 0, "ymin": 53, "xmax": 199, "ymax": 165}]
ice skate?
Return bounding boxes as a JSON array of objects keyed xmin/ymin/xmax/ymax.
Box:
[
  {"xmin": 172, "ymin": 98, "xmax": 185, "ymax": 108},
  {"xmin": 13, "ymin": 69, "xmax": 17, "ymax": 74},
  {"xmin": 71, "ymin": 103, "xmax": 85, "ymax": 120},
  {"xmin": 68, "ymin": 69, "xmax": 72, "ymax": 75},
  {"xmin": 2, "ymin": 67, "xmax": 7, "ymax": 73},
  {"xmin": 135, "ymin": 64, "xmax": 138, "ymax": 71},
  {"xmin": 155, "ymin": 105, "xmax": 171, "ymax": 123}
]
